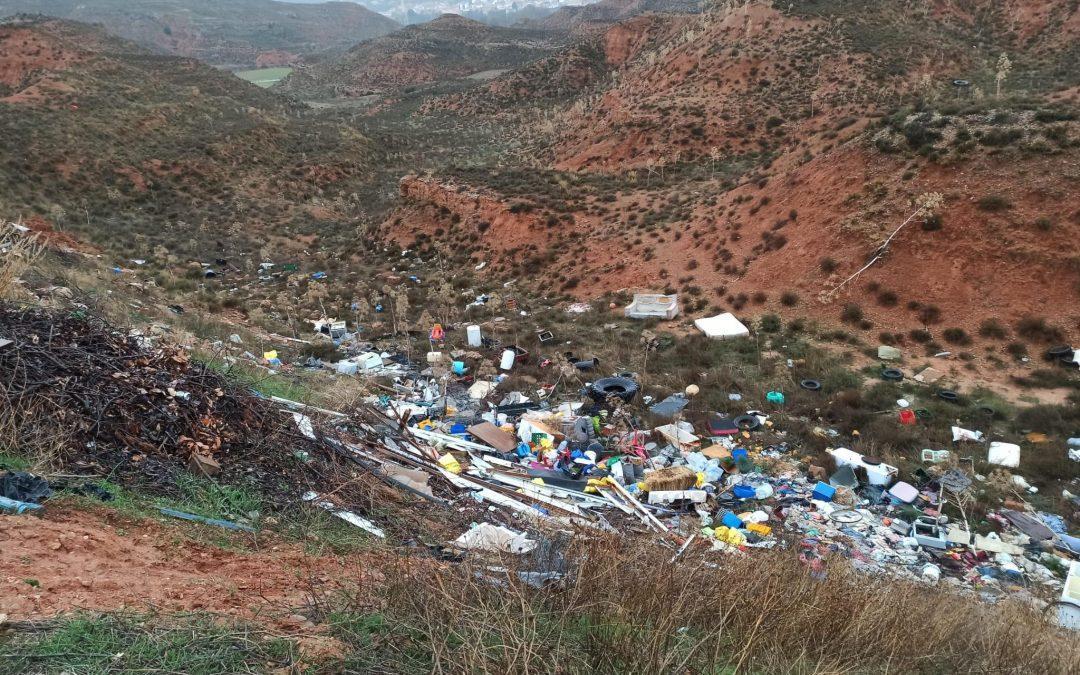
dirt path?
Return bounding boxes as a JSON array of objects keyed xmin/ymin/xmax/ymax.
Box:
[{"xmin": 0, "ymin": 505, "xmax": 382, "ymax": 629}]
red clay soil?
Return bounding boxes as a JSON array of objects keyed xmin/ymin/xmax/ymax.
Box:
[
  {"xmin": 546, "ymin": 2, "xmax": 1079, "ymax": 171},
  {"xmin": 0, "ymin": 505, "xmax": 383, "ymax": 628},
  {"xmin": 933, "ymin": 0, "xmax": 1080, "ymax": 49},
  {"xmin": 19, "ymin": 215, "xmax": 93, "ymax": 253},
  {"xmin": 0, "ymin": 26, "xmax": 85, "ymax": 88},
  {"xmin": 713, "ymin": 144, "xmax": 1080, "ymax": 337},
  {"xmin": 254, "ymin": 50, "xmax": 299, "ymax": 68},
  {"xmin": 386, "ymin": 135, "xmax": 1080, "ymax": 343},
  {"xmin": 0, "ymin": 25, "xmax": 86, "ymax": 105}
]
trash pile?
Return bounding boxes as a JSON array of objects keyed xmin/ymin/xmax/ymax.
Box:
[
  {"xmin": 3, "ymin": 304, "xmax": 1078, "ymax": 623},
  {"xmin": 325, "ymin": 320, "xmax": 1080, "ymax": 618}
]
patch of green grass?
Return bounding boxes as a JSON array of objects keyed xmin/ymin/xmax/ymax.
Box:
[
  {"xmin": 1, "ymin": 612, "xmax": 297, "ymax": 674},
  {"xmin": 233, "ymin": 67, "xmax": 294, "ymax": 88},
  {"xmin": 49, "ymin": 480, "xmax": 159, "ymax": 519},
  {"xmin": 50, "ymin": 477, "xmax": 263, "ymax": 549},
  {"xmin": 55, "ymin": 474, "xmax": 374, "ymax": 556},
  {"xmin": 168, "ymin": 473, "xmax": 263, "ymax": 524},
  {"xmin": 330, "ymin": 611, "xmax": 433, "ymax": 674},
  {"xmin": 967, "ymin": 387, "xmax": 1013, "ymax": 417},
  {"xmin": 283, "ymin": 506, "xmax": 377, "ymax": 556},
  {"xmin": 55, "ymin": 472, "xmax": 369, "ymax": 555},
  {"xmin": 198, "ymin": 355, "xmax": 315, "ymax": 403},
  {"xmin": 0, "ymin": 452, "xmax": 31, "ymax": 470},
  {"xmin": 247, "ymin": 373, "xmax": 314, "ymax": 402}
]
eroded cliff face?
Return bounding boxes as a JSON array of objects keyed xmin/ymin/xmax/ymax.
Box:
[
  {"xmin": 390, "ymin": 175, "xmax": 552, "ymax": 256},
  {"xmin": 602, "ymin": 15, "xmax": 662, "ymax": 66},
  {"xmin": 388, "ymin": 130, "xmax": 1080, "ymax": 341}
]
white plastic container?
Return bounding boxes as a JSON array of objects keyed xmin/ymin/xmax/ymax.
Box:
[
  {"xmin": 499, "ymin": 348, "xmax": 515, "ymax": 371},
  {"xmin": 467, "ymin": 324, "xmax": 482, "ymax": 347},
  {"xmin": 336, "ymin": 360, "xmax": 358, "ymax": 375},
  {"xmin": 828, "ymin": 447, "xmax": 897, "ymax": 487},
  {"xmin": 864, "ymin": 463, "xmax": 896, "ymax": 487}
]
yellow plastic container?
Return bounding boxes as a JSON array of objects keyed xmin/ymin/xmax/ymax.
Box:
[
  {"xmin": 746, "ymin": 523, "xmax": 772, "ymax": 537},
  {"xmin": 438, "ymin": 453, "xmax": 462, "ymax": 474}
]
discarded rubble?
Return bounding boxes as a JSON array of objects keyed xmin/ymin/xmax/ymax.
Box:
[{"xmin": 2, "ymin": 303, "xmax": 1077, "ymax": 625}]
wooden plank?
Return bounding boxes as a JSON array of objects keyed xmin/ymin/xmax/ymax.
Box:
[{"xmin": 467, "ymin": 422, "xmax": 519, "ymax": 453}]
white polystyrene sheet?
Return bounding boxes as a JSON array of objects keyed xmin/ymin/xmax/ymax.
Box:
[
  {"xmin": 468, "ymin": 380, "xmax": 497, "ymax": 399},
  {"xmin": 827, "ymin": 447, "xmax": 897, "ymax": 487},
  {"xmin": 888, "ymin": 481, "xmax": 919, "ymax": 503},
  {"xmin": 1064, "ymin": 561, "xmax": 1080, "ymax": 604},
  {"xmin": 452, "ymin": 522, "xmax": 537, "ymax": 554},
  {"xmin": 988, "ymin": 441, "xmax": 1021, "ymax": 468},
  {"xmin": 655, "ymin": 422, "xmax": 699, "ymax": 448},
  {"xmin": 357, "ymin": 352, "xmax": 384, "ymax": 369},
  {"xmin": 693, "ymin": 313, "xmax": 750, "ymax": 339}
]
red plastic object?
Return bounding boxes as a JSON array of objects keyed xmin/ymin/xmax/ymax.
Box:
[{"xmin": 898, "ymin": 409, "xmax": 917, "ymax": 425}]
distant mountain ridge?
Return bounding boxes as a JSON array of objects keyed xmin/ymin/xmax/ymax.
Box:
[
  {"xmin": 0, "ymin": 16, "xmax": 376, "ymax": 260},
  {"xmin": 0, "ymin": 0, "xmax": 400, "ymax": 67},
  {"xmin": 531, "ymin": 0, "xmax": 701, "ymax": 32},
  {"xmin": 280, "ymin": 13, "xmax": 566, "ymax": 98}
]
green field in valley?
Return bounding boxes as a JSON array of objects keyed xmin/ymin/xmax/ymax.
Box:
[{"xmin": 233, "ymin": 67, "xmax": 293, "ymax": 87}]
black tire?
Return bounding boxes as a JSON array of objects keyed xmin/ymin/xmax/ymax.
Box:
[
  {"xmin": 590, "ymin": 377, "xmax": 639, "ymax": 403},
  {"xmin": 978, "ymin": 405, "xmax": 996, "ymax": 417},
  {"xmin": 800, "ymin": 379, "xmax": 822, "ymax": 391},
  {"xmin": 938, "ymin": 390, "xmax": 960, "ymax": 403},
  {"xmin": 734, "ymin": 414, "xmax": 761, "ymax": 431},
  {"xmin": 882, "ymin": 368, "xmax": 904, "ymax": 381},
  {"xmin": 1045, "ymin": 345, "xmax": 1072, "ymax": 361}
]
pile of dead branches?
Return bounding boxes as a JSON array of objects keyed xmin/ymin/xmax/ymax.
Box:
[{"xmin": 0, "ymin": 304, "xmax": 325, "ymax": 497}]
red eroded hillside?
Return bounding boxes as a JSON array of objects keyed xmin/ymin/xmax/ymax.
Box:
[
  {"xmin": 0, "ymin": 17, "xmax": 376, "ymax": 263},
  {"xmin": 0, "ymin": 26, "xmax": 84, "ymax": 87},
  {"xmin": 546, "ymin": 2, "xmax": 1020, "ymax": 171},
  {"xmin": 443, "ymin": 1, "xmax": 1078, "ymax": 172},
  {"xmin": 717, "ymin": 143, "xmax": 1080, "ymax": 336},
  {"xmin": 388, "ymin": 1, "xmax": 1080, "ymax": 342},
  {"xmin": 0, "ymin": 21, "xmax": 105, "ymax": 103},
  {"xmin": 533, "ymin": 0, "xmax": 701, "ymax": 34},
  {"xmin": 931, "ymin": 0, "xmax": 1080, "ymax": 49},
  {"xmin": 385, "ymin": 133, "xmax": 1079, "ymax": 340}
]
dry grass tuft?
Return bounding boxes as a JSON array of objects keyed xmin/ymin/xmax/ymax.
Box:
[
  {"xmin": 0, "ymin": 401, "xmax": 67, "ymax": 474},
  {"xmin": 324, "ymin": 534, "xmax": 1080, "ymax": 673},
  {"xmin": 0, "ymin": 228, "xmax": 42, "ymax": 300}
]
